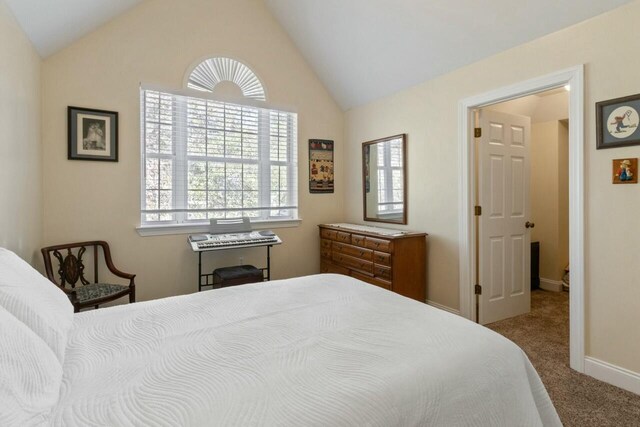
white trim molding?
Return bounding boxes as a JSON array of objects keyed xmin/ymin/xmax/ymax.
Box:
[
  {"xmin": 427, "ymin": 300, "xmax": 461, "ymax": 316},
  {"xmin": 137, "ymin": 218, "xmax": 302, "ymax": 237},
  {"xmin": 458, "ymin": 65, "xmax": 585, "ymax": 372},
  {"xmin": 539, "ymin": 278, "xmax": 563, "ymax": 292},
  {"xmin": 585, "ymin": 357, "xmax": 640, "ymax": 396}
]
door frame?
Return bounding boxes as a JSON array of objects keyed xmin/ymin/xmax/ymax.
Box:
[{"xmin": 457, "ymin": 65, "xmax": 585, "ymax": 372}]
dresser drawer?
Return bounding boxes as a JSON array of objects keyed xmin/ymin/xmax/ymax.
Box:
[
  {"xmin": 365, "ymin": 237, "xmax": 392, "ymax": 252},
  {"xmin": 336, "ymin": 231, "xmax": 351, "ymax": 244},
  {"xmin": 352, "ymin": 234, "xmax": 366, "ymax": 247},
  {"xmin": 373, "ymin": 264, "xmax": 392, "ymax": 280},
  {"xmin": 352, "ymin": 272, "xmax": 392, "ymax": 290},
  {"xmin": 321, "ymin": 239, "xmax": 332, "ymax": 249},
  {"xmin": 373, "ymin": 251, "xmax": 391, "ymax": 266},
  {"xmin": 320, "ymin": 228, "xmax": 337, "ymax": 240},
  {"xmin": 333, "ymin": 242, "xmax": 373, "ymax": 261},
  {"xmin": 321, "ymin": 261, "xmax": 349, "ymax": 275},
  {"xmin": 321, "ymin": 248, "xmax": 332, "ymax": 259},
  {"xmin": 332, "ymin": 253, "xmax": 373, "ymax": 274}
]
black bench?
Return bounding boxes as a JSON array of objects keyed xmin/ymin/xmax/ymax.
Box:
[{"xmin": 212, "ymin": 265, "xmax": 264, "ymax": 288}]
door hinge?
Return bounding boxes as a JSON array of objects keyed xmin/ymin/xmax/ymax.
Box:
[
  {"xmin": 474, "ymin": 127, "xmax": 482, "ymax": 138},
  {"xmin": 474, "ymin": 205, "xmax": 482, "ymax": 216},
  {"xmin": 475, "ymin": 284, "xmax": 482, "ymax": 295}
]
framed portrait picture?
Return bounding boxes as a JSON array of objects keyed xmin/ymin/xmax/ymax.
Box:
[
  {"xmin": 68, "ymin": 106, "xmax": 118, "ymax": 161},
  {"xmin": 612, "ymin": 158, "xmax": 638, "ymax": 184},
  {"xmin": 309, "ymin": 139, "xmax": 334, "ymax": 193},
  {"xmin": 596, "ymin": 94, "xmax": 640, "ymax": 149}
]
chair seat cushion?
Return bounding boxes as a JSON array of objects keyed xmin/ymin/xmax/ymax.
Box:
[{"xmin": 75, "ymin": 283, "xmax": 128, "ymax": 303}]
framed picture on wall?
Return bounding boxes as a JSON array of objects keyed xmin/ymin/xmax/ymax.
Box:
[
  {"xmin": 612, "ymin": 158, "xmax": 638, "ymax": 184},
  {"xmin": 68, "ymin": 106, "xmax": 118, "ymax": 161},
  {"xmin": 309, "ymin": 139, "xmax": 334, "ymax": 193},
  {"xmin": 596, "ymin": 94, "xmax": 640, "ymax": 149}
]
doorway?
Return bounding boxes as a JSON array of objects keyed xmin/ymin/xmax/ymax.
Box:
[
  {"xmin": 477, "ymin": 88, "xmax": 569, "ymax": 323},
  {"xmin": 457, "ymin": 66, "xmax": 585, "ymax": 372}
]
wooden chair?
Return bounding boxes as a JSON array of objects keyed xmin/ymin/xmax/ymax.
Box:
[{"xmin": 41, "ymin": 241, "xmax": 135, "ymax": 313}]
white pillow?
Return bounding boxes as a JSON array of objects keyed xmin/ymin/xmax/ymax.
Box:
[
  {"xmin": 0, "ymin": 248, "xmax": 73, "ymax": 365},
  {"xmin": 0, "ymin": 305, "xmax": 62, "ymax": 427}
]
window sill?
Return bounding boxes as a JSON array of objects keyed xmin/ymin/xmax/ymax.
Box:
[{"xmin": 136, "ymin": 218, "xmax": 302, "ymax": 237}]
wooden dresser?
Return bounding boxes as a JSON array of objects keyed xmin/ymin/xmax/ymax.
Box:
[{"xmin": 319, "ymin": 224, "xmax": 427, "ymax": 302}]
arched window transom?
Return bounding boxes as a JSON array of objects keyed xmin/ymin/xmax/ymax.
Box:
[{"xmin": 187, "ymin": 57, "xmax": 266, "ymax": 101}]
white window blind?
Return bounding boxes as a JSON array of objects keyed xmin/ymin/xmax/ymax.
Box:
[{"xmin": 140, "ymin": 89, "xmax": 298, "ymax": 225}]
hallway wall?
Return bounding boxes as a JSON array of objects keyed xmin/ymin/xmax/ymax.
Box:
[{"xmin": 530, "ymin": 120, "xmax": 569, "ymax": 283}]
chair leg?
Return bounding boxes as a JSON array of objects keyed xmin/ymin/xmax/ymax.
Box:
[
  {"xmin": 95, "ymin": 305, "xmax": 99, "ymax": 309},
  {"xmin": 129, "ymin": 287, "xmax": 136, "ymax": 304}
]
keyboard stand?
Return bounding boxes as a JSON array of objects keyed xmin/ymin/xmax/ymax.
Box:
[{"xmin": 196, "ymin": 243, "xmax": 275, "ymax": 292}]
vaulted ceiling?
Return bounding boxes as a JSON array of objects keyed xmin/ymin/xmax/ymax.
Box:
[
  {"xmin": 4, "ymin": 0, "xmax": 634, "ymax": 109},
  {"xmin": 4, "ymin": 0, "xmax": 143, "ymax": 57},
  {"xmin": 265, "ymin": 0, "xmax": 632, "ymax": 109}
]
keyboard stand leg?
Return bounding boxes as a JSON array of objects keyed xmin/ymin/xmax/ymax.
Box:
[
  {"xmin": 266, "ymin": 245, "xmax": 271, "ymax": 281},
  {"xmin": 198, "ymin": 251, "xmax": 202, "ymax": 291}
]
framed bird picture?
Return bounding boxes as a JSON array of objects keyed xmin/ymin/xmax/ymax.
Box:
[
  {"xmin": 68, "ymin": 106, "xmax": 118, "ymax": 161},
  {"xmin": 596, "ymin": 94, "xmax": 640, "ymax": 149}
]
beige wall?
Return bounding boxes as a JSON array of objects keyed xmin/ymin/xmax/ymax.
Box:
[
  {"xmin": 41, "ymin": 0, "xmax": 344, "ymax": 301},
  {"xmin": 0, "ymin": 1, "xmax": 42, "ymax": 265},
  {"xmin": 529, "ymin": 120, "xmax": 569, "ymax": 282},
  {"xmin": 344, "ymin": 2, "xmax": 640, "ymax": 372}
]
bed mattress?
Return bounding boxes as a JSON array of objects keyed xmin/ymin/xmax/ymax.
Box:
[{"xmin": 53, "ymin": 274, "xmax": 560, "ymax": 426}]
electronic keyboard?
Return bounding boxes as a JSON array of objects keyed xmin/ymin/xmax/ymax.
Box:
[
  {"xmin": 189, "ymin": 231, "xmax": 281, "ymax": 252},
  {"xmin": 188, "ymin": 218, "xmax": 282, "ymax": 252}
]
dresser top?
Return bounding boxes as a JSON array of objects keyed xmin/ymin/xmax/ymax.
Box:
[{"xmin": 319, "ymin": 223, "xmax": 427, "ymax": 239}]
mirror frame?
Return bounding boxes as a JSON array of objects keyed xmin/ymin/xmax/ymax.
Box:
[{"xmin": 362, "ymin": 134, "xmax": 408, "ymax": 225}]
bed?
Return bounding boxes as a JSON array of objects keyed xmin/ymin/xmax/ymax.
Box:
[{"xmin": 0, "ymin": 248, "xmax": 561, "ymax": 426}]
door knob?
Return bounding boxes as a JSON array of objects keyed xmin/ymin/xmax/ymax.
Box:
[{"xmin": 525, "ymin": 221, "xmax": 535, "ymax": 229}]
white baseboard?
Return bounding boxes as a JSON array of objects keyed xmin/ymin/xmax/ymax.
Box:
[
  {"xmin": 427, "ymin": 300, "xmax": 460, "ymax": 316},
  {"xmin": 584, "ymin": 356, "xmax": 640, "ymax": 396},
  {"xmin": 539, "ymin": 277, "xmax": 563, "ymax": 292}
]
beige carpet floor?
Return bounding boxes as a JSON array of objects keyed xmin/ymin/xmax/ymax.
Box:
[{"xmin": 487, "ymin": 290, "xmax": 640, "ymax": 427}]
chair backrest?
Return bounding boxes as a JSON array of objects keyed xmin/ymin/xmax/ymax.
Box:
[{"xmin": 41, "ymin": 241, "xmax": 110, "ymax": 289}]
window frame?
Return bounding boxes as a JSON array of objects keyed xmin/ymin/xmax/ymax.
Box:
[{"xmin": 137, "ymin": 85, "xmax": 300, "ymax": 236}]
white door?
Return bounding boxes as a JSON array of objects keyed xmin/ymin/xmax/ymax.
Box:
[{"xmin": 477, "ymin": 110, "xmax": 532, "ymax": 325}]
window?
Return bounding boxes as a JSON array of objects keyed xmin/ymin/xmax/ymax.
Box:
[
  {"xmin": 188, "ymin": 57, "xmax": 266, "ymax": 101},
  {"xmin": 140, "ymin": 89, "xmax": 297, "ymax": 226},
  {"xmin": 376, "ymin": 137, "xmax": 404, "ymax": 214}
]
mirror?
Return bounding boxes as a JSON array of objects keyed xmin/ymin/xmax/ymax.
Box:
[{"xmin": 362, "ymin": 134, "xmax": 407, "ymax": 224}]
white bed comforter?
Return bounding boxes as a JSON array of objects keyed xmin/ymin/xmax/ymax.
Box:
[{"xmin": 54, "ymin": 274, "xmax": 561, "ymax": 426}]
